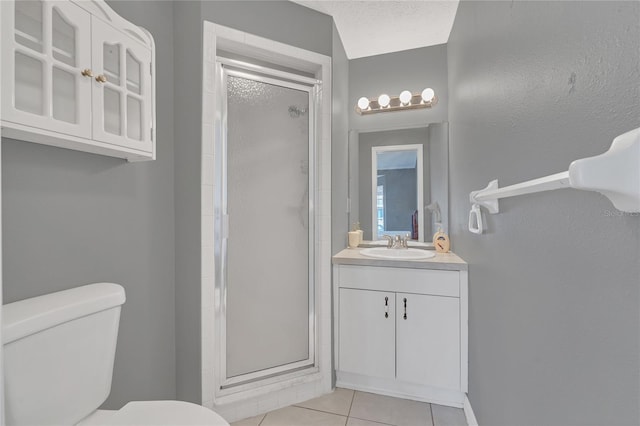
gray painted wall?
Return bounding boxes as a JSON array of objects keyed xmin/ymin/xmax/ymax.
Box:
[
  {"xmin": 428, "ymin": 122, "xmax": 448, "ymax": 235},
  {"xmin": 172, "ymin": 0, "xmax": 333, "ymax": 402},
  {"xmin": 349, "ymin": 45, "xmax": 448, "ymax": 132},
  {"xmin": 348, "ymin": 45, "xmax": 449, "ymax": 241},
  {"xmin": 200, "ymin": 1, "xmax": 331, "ymax": 57},
  {"xmin": 173, "ymin": 0, "xmax": 203, "ymax": 404},
  {"xmin": 2, "ymin": 0, "xmax": 176, "ymax": 408},
  {"xmin": 448, "ymin": 2, "xmax": 640, "ymax": 425},
  {"xmin": 331, "ymin": 24, "xmax": 349, "ymax": 391},
  {"xmin": 332, "ymin": 23, "xmax": 349, "ymax": 255}
]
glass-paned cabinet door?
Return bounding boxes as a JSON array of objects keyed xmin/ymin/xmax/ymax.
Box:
[
  {"xmin": 1, "ymin": 0, "xmax": 92, "ymax": 138},
  {"xmin": 91, "ymin": 18, "xmax": 153, "ymax": 153}
]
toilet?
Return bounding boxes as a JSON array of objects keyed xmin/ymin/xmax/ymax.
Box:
[{"xmin": 2, "ymin": 283, "xmax": 229, "ymax": 426}]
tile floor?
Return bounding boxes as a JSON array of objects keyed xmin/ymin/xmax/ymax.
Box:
[{"xmin": 230, "ymin": 388, "xmax": 467, "ymax": 426}]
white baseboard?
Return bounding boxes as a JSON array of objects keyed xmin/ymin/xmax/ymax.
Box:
[
  {"xmin": 336, "ymin": 371, "xmax": 464, "ymax": 408},
  {"xmin": 464, "ymin": 394, "xmax": 478, "ymax": 426}
]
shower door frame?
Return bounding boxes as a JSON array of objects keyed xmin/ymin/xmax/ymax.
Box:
[
  {"xmin": 202, "ymin": 23, "xmax": 332, "ymax": 415},
  {"xmin": 214, "ymin": 60, "xmax": 319, "ymax": 391}
]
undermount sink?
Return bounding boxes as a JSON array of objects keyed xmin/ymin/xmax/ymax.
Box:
[{"xmin": 360, "ymin": 247, "xmax": 436, "ymax": 260}]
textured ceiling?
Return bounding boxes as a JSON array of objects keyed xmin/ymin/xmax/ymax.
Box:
[{"xmin": 293, "ymin": 1, "xmax": 459, "ymax": 59}]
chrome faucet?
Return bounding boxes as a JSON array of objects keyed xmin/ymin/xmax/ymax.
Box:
[{"xmin": 383, "ymin": 234, "xmax": 410, "ymax": 249}]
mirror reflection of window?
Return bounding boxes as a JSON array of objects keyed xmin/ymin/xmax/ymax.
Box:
[
  {"xmin": 376, "ymin": 182, "xmax": 385, "ymax": 234},
  {"xmin": 372, "ymin": 145, "xmax": 423, "ymax": 242}
]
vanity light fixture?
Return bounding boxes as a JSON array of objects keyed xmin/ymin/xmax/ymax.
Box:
[
  {"xmin": 378, "ymin": 94, "xmax": 391, "ymax": 108},
  {"xmin": 357, "ymin": 97, "xmax": 370, "ymax": 111},
  {"xmin": 399, "ymin": 90, "xmax": 413, "ymax": 106},
  {"xmin": 421, "ymin": 88, "xmax": 435, "ymax": 103},
  {"xmin": 355, "ymin": 87, "xmax": 437, "ymax": 115}
]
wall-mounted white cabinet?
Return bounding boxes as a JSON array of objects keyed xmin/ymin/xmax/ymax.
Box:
[
  {"xmin": 333, "ymin": 259, "xmax": 468, "ymax": 408},
  {"xmin": 1, "ymin": 0, "xmax": 155, "ymax": 161}
]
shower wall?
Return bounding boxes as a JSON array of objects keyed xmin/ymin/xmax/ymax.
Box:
[{"xmin": 225, "ymin": 75, "xmax": 312, "ymax": 379}]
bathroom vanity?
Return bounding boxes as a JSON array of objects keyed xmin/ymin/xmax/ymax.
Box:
[{"xmin": 332, "ymin": 249, "xmax": 468, "ymax": 408}]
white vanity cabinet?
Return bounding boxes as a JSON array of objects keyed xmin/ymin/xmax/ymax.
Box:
[
  {"xmin": 339, "ymin": 288, "xmax": 396, "ymax": 379},
  {"xmin": 333, "ymin": 256, "xmax": 468, "ymax": 408},
  {"xmin": 395, "ymin": 292, "xmax": 460, "ymax": 390},
  {"xmin": 1, "ymin": 0, "xmax": 155, "ymax": 161}
]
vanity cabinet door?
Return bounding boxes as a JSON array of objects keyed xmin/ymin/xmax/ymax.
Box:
[
  {"xmin": 1, "ymin": 0, "xmax": 92, "ymax": 138},
  {"xmin": 396, "ymin": 293, "xmax": 460, "ymax": 390},
  {"xmin": 339, "ymin": 288, "xmax": 395, "ymax": 379}
]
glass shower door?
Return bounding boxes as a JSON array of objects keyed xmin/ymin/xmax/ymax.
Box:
[{"xmin": 219, "ymin": 67, "xmax": 315, "ymax": 387}]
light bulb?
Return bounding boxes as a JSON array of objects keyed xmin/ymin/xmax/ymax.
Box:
[
  {"xmin": 399, "ymin": 90, "xmax": 413, "ymax": 105},
  {"xmin": 378, "ymin": 94, "xmax": 391, "ymax": 108},
  {"xmin": 421, "ymin": 88, "xmax": 435, "ymax": 103},
  {"xmin": 357, "ymin": 97, "xmax": 370, "ymax": 110}
]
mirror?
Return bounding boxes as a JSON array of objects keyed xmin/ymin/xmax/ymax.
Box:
[{"xmin": 348, "ymin": 123, "xmax": 449, "ymax": 243}]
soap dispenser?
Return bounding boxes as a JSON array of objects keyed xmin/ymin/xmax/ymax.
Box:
[
  {"xmin": 432, "ymin": 227, "xmax": 450, "ymax": 253},
  {"xmin": 348, "ymin": 222, "xmax": 363, "ymax": 248}
]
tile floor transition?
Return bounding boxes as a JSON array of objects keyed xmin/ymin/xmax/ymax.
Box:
[{"xmin": 230, "ymin": 388, "xmax": 467, "ymax": 426}]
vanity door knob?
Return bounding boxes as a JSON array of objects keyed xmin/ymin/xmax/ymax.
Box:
[
  {"xmin": 95, "ymin": 74, "xmax": 107, "ymax": 83},
  {"xmin": 403, "ymin": 298, "xmax": 407, "ymax": 320},
  {"xmin": 81, "ymin": 69, "xmax": 93, "ymax": 78},
  {"xmin": 384, "ymin": 296, "xmax": 389, "ymax": 318}
]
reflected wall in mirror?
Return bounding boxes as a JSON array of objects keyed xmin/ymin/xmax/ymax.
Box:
[
  {"xmin": 372, "ymin": 144, "xmax": 424, "ymax": 241},
  {"xmin": 349, "ymin": 123, "xmax": 449, "ymax": 243}
]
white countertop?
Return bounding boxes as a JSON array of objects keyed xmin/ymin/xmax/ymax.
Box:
[{"xmin": 332, "ymin": 248, "xmax": 467, "ymax": 271}]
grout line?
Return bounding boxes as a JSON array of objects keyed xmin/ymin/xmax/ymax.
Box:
[
  {"xmin": 296, "ymin": 407, "xmax": 348, "ymax": 422},
  {"xmin": 347, "ymin": 389, "xmax": 356, "ymax": 418},
  {"xmin": 429, "ymin": 403, "xmax": 434, "ymax": 426},
  {"xmin": 257, "ymin": 412, "xmax": 266, "ymax": 426},
  {"xmin": 291, "ymin": 405, "xmax": 350, "ymax": 418},
  {"xmin": 348, "ymin": 416, "xmax": 394, "ymax": 426}
]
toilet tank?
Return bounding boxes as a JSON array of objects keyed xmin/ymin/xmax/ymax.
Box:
[{"xmin": 3, "ymin": 283, "xmax": 126, "ymax": 426}]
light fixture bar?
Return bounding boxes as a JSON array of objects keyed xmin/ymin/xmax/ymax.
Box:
[{"xmin": 355, "ymin": 91, "xmax": 437, "ymax": 115}]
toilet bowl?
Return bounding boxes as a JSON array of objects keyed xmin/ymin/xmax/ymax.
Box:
[
  {"xmin": 2, "ymin": 283, "xmax": 229, "ymax": 426},
  {"xmin": 78, "ymin": 401, "xmax": 228, "ymax": 425}
]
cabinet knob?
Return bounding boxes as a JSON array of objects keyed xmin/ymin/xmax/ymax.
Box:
[
  {"xmin": 95, "ymin": 74, "xmax": 108, "ymax": 83},
  {"xmin": 384, "ymin": 296, "xmax": 389, "ymax": 318},
  {"xmin": 403, "ymin": 298, "xmax": 407, "ymax": 320},
  {"xmin": 81, "ymin": 69, "xmax": 94, "ymax": 78}
]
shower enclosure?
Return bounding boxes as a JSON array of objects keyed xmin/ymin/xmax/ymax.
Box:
[{"xmin": 214, "ymin": 60, "xmax": 318, "ymax": 390}]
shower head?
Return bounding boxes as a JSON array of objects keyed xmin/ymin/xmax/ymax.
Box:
[{"xmin": 288, "ymin": 105, "xmax": 308, "ymax": 118}]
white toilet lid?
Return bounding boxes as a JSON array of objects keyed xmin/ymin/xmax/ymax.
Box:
[{"xmin": 105, "ymin": 401, "xmax": 229, "ymax": 426}]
